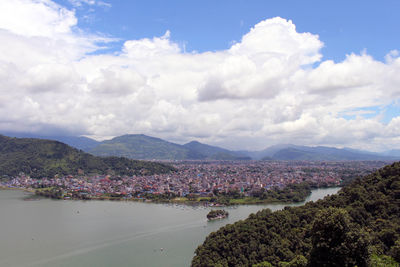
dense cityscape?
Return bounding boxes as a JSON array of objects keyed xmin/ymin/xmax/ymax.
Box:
[{"xmin": 1, "ymin": 160, "xmax": 389, "ymax": 202}]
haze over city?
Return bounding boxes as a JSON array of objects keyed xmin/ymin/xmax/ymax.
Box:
[{"xmin": 0, "ymin": 0, "xmax": 399, "ymax": 151}]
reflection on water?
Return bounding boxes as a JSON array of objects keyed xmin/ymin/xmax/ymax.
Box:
[{"xmin": 0, "ymin": 187, "xmax": 340, "ymax": 267}]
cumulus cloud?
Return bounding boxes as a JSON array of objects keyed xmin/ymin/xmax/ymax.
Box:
[{"xmin": 0, "ymin": 0, "xmax": 400, "ymax": 151}]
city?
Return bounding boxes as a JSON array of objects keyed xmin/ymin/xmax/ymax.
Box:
[{"xmin": 1, "ymin": 160, "xmax": 389, "ymax": 203}]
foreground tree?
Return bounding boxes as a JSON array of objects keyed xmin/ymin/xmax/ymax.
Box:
[{"xmin": 309, "ymin": 207, "xmax": 370, "ymax": 267}]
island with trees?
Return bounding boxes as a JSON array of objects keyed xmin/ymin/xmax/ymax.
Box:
[{"xmin": 207, "ymin": 209, "xmax": 229, "ymax": 220}]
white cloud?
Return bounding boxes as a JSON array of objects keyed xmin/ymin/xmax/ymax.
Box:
[
  {"xmin": 0, "ymin": 0, "xmax": 400, "ymax": 151},
  {"xmin": 68, "ymin": 0, "xmax": 111, "ymax": 8},
  {"xmin": 0, "ymin": 0, "xmax": 76, "ymax": 38}
]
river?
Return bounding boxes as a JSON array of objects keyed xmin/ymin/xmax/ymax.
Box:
[{"xmin": 0, "ymin": 187, "xmax": 340, "ymax": 267}]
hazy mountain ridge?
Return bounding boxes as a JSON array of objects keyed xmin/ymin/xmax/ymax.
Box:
[
  {"xmin": 88, "ymin": 135, "xmax": 398, "ymax": 161},
  {"xmin": 89, "ymin": 135, "xmax": 249, "ymax": 160},
  {"xmin": 183, "ymin": 141, "xmax": 251, "ymax": 160},
  {"xmin": 384, "ymin": 149, "xmax": 400, "ymax": 157},
  {"xmin": 265, "ymin": 145, "xmax": 397, "ymax": 161},
  {"xmin": 3, "ymin": 133, "xmax": 399, "ymax": 161}
]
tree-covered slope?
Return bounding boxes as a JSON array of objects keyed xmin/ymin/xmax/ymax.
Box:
[
  {"xmin": 90, "ymin": 134, "xmax": 205, "ymax": 160},
  {"xmin": 2, "ymin": 132, "xmax": 100, "ymax": 151},
  {"xmin": 0, "ymin": 135, "xmax": 175, "ymax": 178},
  {"xmin": 90, "ymin": 135, "xmax": 250, "ymax": 160},
  {"xmin": 192, "ymin": 162, "xmax": 400, "ymax": 266}
]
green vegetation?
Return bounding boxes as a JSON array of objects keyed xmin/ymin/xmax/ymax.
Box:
[
  {"xmin": 192, "ymin": 162, "xmax": 400, "ymax": 266},
  {"xmin": 253, "ymin": 183, "xmax": 312, "ymax": 203},
  {"xmin": 369, "ymin": 254, "xmax": 399, "ymax": 267},
  {"xmin": 207, "ymin": 210, "xmax": 229, "ymax": 220},
  {"xmin": 90, "ymin": 134, "xmax": 204, "ymax": 160},
  {"xmin": 165, "ymin": 183, "xmax": 312, "ymax": 205},
  {"xmin": 214, "ymin": 182, "xmax": 312, "ymax": 205},
  {"xmin": 90, "ymin": 134, "xmax": 250, "ymax": 160},
  {"xmin": 0, "ymin": 135, "xmax": 175, "ymax": 178}
]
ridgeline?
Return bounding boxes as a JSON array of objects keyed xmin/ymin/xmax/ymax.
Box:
[
  {"xmin": 192, "ymin": 162, "xmax": 400, "ymax": 266},
  {"xmin": 89, "ymin": 134, "xmax": 250, "ymax": 160},
  {"xmin": 0, "ymin": 135, "xmax": 175, "ymax": 178}
]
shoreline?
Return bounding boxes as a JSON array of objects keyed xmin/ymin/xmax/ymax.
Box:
[
  {"xmin": 0, "ymin": 186, "xmax": 35, "ymax": 193},
  {"xmin": 0, "ymin": 186, "xmax": 341, "ymax": 206}
]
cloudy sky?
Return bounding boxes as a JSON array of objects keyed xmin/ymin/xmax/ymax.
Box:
[{"xmin": 0, "ymin": 0, "xmax": 399, "ymax": 151}]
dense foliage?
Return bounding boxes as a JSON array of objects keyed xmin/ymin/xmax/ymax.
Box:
[
  {"xmin": 256, "ymin": 183, "xmax": 312, "ymax": 203},
  {"xmin": 191, "ymin": 183, "xmax": 312, "ymax": 206},
  {"xmin": 0, "ymin": 135, "xmax": 175, "ymax": 178},
  {"xmin": 192, "ymin": 162, "xmax": 400, "ymax": 266},
  {"xmin": 207, "ymin": 210, "xmax": 229, "ymax": 220}
]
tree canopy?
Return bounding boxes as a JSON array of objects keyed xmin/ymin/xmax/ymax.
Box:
[
  {"xmin": 192, "ymin": 162, "xmax": 400, "ymax": 266},
  {"xmin": 0, "ymin": 135, "xmax": 175, "ymax": 178}
]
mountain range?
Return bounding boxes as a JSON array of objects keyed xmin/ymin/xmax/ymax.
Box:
[
  {"xmin": 2, "ymin": 132, "xmax": 399, "ymax": 161},
  {"xmin": 89, "ymin": 134, "xmax": 250, "ymax": 160},
  {"xmin": 243, "ymin": 144, "xmax": 398, "ymax": 161}
]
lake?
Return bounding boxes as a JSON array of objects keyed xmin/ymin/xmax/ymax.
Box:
[{"xmin": 0, "ymin": 187, "xmax": 340, "ymax": 267}]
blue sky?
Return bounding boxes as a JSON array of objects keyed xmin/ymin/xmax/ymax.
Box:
[
  {"xmin": 0, "ymin": 0, "xmax": 399, "ymax": 151},
  {"xmin": 57, "ymin": 0, "xmax": 400, "ymax": 62}
]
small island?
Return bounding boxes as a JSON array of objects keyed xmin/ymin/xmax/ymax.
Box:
[{"xmin": 207, "ymin": 209, "xmax": 229, "ymax": 220}]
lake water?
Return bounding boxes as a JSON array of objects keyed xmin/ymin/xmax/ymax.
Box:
[{"xmin": 0, "ymin": 187, "xmax": 340, "ymax": 267}]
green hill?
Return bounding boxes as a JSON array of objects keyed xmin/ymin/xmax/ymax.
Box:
[
  {"xmin": 0, "ymin": 135, "xmax": 175, "ymax": 178},
  {"xmin": 90, "ymin": 135, "xmax": 251, "ymax": 160},
  {"xmin": 192, "ymin": 162, "xmax": 400, "ymax": 266},
  {"xmin": 2, "ymin": 132, "xmax": 100, "ymax": 151},
  {"xmin": 90, "ymin": 134, "xmax": 205, "ymax": 160}
]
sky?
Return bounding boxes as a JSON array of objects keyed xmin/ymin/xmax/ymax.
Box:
[{"xmin": 0, "ymin": 0, "xmax": 399, "ymax": 151}]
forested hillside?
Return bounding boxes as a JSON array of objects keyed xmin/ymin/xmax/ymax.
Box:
[
  {"xmin": 192, "ymin": 162, "xmax": 400, "ymax": 266},
  {"xmin": 90, "ymin": 134, "xmax": 249, "ymax": 160},
  {"xmin": 0, "ymin": 135, "xmax": 175, "ymax": 178},
  {"xmin": 90, "ymin": 134, "xmax": 204, "ymax": 160}
]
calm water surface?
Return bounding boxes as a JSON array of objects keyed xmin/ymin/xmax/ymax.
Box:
[{"xmin": 0, "ymin": 187, "xmax": 340, "ymax": 267}]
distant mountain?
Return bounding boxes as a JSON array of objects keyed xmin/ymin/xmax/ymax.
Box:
[
  {"xmin": 89, "ymin": 134, "xmax": 399, "ymax": 161},
  {"xmin": 260, "ymin": 145, "xmax": 399, "ymax": 161},
  {"xmin": 8, "ymin": 132, "xmax": 397, "ymax": 161},
  {"xmin": 384, "ymin": 149, "xmax": 400, "ymax": 157},
  {"xmin": 183, "ymin": 141, "xmax": 230, "ymax": 157},
  {"xmin": 342, "ymin": 147, "xmax": 381, "ymax": 156},
  {"xmin": 272, "ymin": 147, "xmax": 317, "ymax": 160},
  {"xmin": 183, "ymin": 141, "xmax": 251, "ymax": 160},
  {"xmin": 89, "ymin": 135, "xmax": 251, "ymax": 160},
  {"xmin": 0, "ymin": 135, "xmax": 174, "ymax": 178},
  {"xmin": 243, "ymin": 144, "xmax": 295, "ymax": 160},
  {"xmin": 90, "ymin": 134, "xmax": 205, "ymax": 160},
  {"xmin": 2, "ymin": 132, "xmax": 99, "ymax": 151}
]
